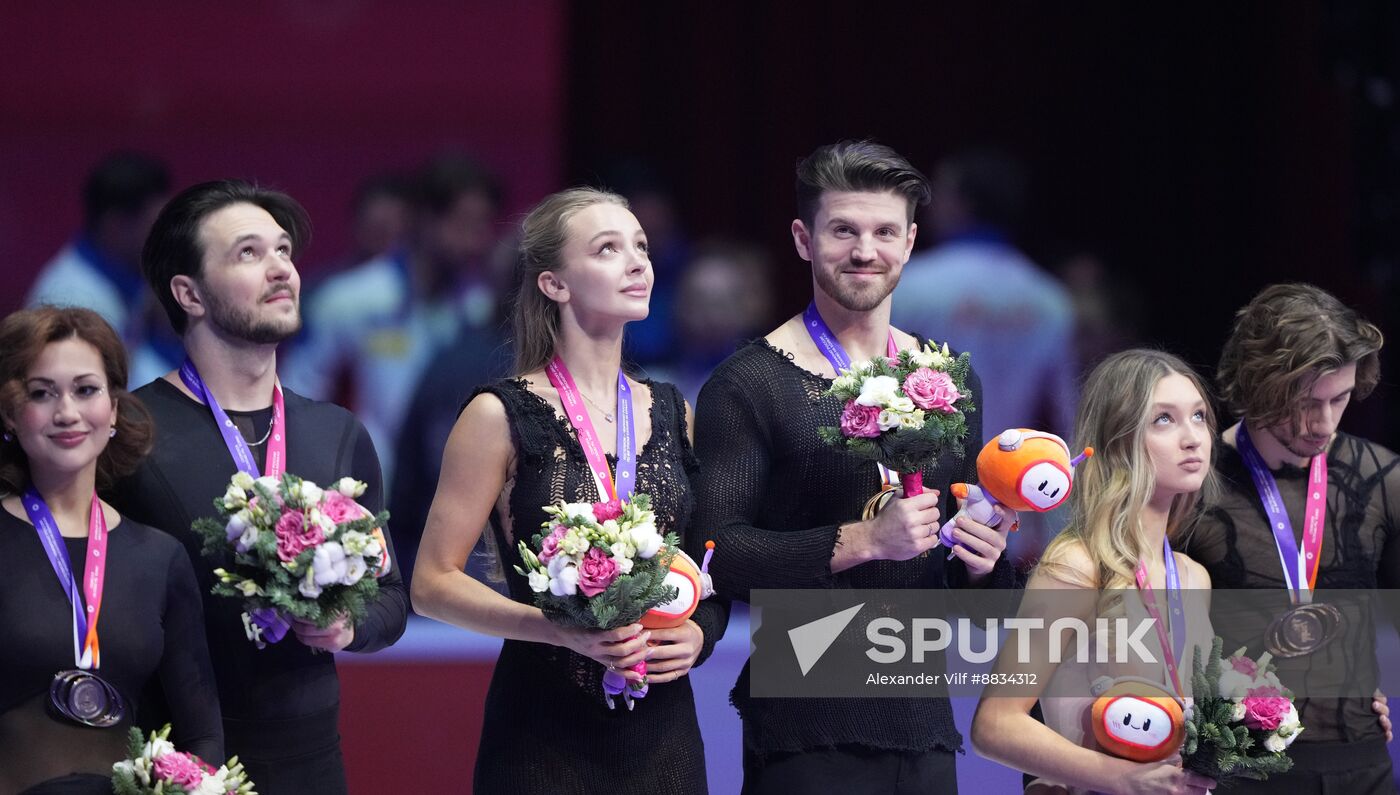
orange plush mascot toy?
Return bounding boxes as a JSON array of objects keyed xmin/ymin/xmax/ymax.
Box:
[
  {"xmin": 936, "ymin": 428, "xmax": 1092, "ymax": 546},
  {"xmin": 1090, "ymin": 676, "xmax": 1186, "ymax": 762},
  {"xmin": 641, "ymin": 541, "xmax": 716, "ymax": 629}
]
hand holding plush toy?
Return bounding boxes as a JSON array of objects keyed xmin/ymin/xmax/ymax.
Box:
[{"xmin": 936, "ymin": 428, "xmax": 1092, "ymax": 546}]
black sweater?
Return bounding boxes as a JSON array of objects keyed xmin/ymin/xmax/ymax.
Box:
[
  {"xmin": 693, "ymin": 339, "xmax": 1015, "ymax": 757},
  {"xmin": 107, "ymin": 378, "xmax": 408, "ymax": 762},
  {"xmin": 0, "ymin": 509, "xmax": 222, "ymax": 774}
]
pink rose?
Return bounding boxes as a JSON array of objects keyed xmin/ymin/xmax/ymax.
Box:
[
  {"xmin": 538, "ymin": 526, "xmax": 567, "ymax": 563},
  {"xmin": 1241, "ymin": 692, "xmax": 1291, "ymax": 730},
  {"xmin": 593, "ymin": 499, "xmax": 624, "ymax": 522},
  {"xmin": 1229, "ymin": 655, "xmax": 1259, "ymax": 677},
  {"xmin": 320, "ymin": 491, "xmax": 363, "ymax": 525},
  {"xmin": 839, "ymin": 400, "xmax": 883, "ymax": 438},
  {"xmin": 903, "ymin": 368, "xmax": 961, "ymax": 413},
  {"xmin": 577, "ymin": 547, "xmax": 620, "ymax": 597},
  {"xmin": 153, "ymin": 752, "xmax": 206, "ymax": 788},
  {"xmin": 274, "ymin": 510, "xmax": 326, "ymax": 562}
]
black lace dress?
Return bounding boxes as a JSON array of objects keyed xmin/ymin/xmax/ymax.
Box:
[{"xmin": 469, "ymin": 378, "xmax": 727, "ymax": 795}]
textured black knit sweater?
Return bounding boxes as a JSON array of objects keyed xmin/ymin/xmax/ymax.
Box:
[
  {"xmin": 469, "ymin": 378, "xmax": 728, "ymax": 794},
  {"xmin": 693, "ymin": 338, "xmax": 1015, "ymax": 758}
]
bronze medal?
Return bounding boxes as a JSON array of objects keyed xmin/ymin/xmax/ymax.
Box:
[
  {"xmin": 49, "ymin": 669, "xmax": 124, "ymax": 727},
  {"xmin": 1265, "ymin": 602, "xmax": 1343, "ymax": 658},
  {"xmin": 861, "ymin": 486, "xmax": 896, "ymax": 521}
]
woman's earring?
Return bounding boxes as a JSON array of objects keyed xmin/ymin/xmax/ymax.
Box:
[
  {"xmin": 1, "ymin": 431, "xmax": 11, "ymax": 442},
  {"xmin": 109, "ymin": 427, "xmax": 117, "ymax": 438}
]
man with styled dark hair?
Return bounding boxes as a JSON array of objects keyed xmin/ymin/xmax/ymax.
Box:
[
  {"xmin": 108, "ymin": 179, "xmax": 408, "ymax": 794},
  {"xmin": 27, "ymin": 151, "xmax": 174, "ymax": 386},
  {"xmin": 1184, "ymin": 282, "xmax": 1396, "ymax": 794},
  {"xmin": 694, "ymin": 140, "xmax": 1016, "ymax": 793}
]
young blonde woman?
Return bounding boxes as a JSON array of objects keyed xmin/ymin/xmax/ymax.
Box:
[
  {"xmin": 971, "ymin": 349, "xmax": 1219, "ymax": 795},
  {"xmin": 412, "ymin": 188, "xmax": 727, "ymax": 794}
]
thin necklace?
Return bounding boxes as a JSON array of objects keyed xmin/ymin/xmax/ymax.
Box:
[
  {"xmin": 578, "ymin": 388, "xmax": 616, "ymax": 423},
  {"xmin": 241, "ymin": 413, "xmax": 275, "ymax": 446}
]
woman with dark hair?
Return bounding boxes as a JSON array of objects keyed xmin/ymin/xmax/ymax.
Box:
[
  {"xmin": 0, "ymin": 306, "xmax": 220, "ymax": 795},
  {"xmin": 412, "ymin": 188, "xmax": 727, "ymax": 793}
]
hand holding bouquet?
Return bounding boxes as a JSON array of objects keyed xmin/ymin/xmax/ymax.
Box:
[
  {"xmin": 112, "ymin": 724, "xmax": 255, "ymax": 795},
  {"xmin": 193, "ymin": 472, "xmax": 391, "ymax": 649},
  {"xmin": 1182, "ymin": 637, "xmax": 1302, "ymax": 783},
  {"xmin": 514, "ymin": 494, "xmax": 681, "ymax": 708},
  {"xmin": 818, "ymin": 341, "xmax": 974, "ymax": 499}
]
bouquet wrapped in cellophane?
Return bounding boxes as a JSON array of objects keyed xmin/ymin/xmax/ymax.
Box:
[{"xmin": 192, "ymin": 472, "xmax": 390, "ymax": 648}]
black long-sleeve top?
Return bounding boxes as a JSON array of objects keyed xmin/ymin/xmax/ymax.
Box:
[
  {"xmin": 693, "ymin": 338, "xmax": 1015, "ymax": 758},
  {"xmin": 0, "ymin": 509, "xmax": 223, "ymax": 773},
  {"xmin": 107, "ymin": 378, "xmax": 408, "ymax": 762},
  {"xmin": 1183, "ymin": 432, "xmax": 1400, "ymax": 745}
]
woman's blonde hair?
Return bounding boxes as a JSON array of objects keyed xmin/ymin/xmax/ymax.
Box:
[
  {"xmin": 510, "ymin": 187, "xmax": 629, "ymax": 376},
  {"xmin": 1039, "ymin": 349, "xmax": 1219, "ymax": 590}
]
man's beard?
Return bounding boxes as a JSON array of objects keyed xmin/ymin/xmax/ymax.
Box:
[
  {"xmin": 1265, "ymin": 422, "xmax": 1329, "ymax": 460},
  {"xmin": 202, "ymin": 285, "xmax": 300, "ymax": 345},
  {"xmin": 812, "ymin": 263, "xmax": 896, "ymax": 313}
]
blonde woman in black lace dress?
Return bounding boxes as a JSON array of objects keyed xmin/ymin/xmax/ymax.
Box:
[{"xmin": 412, "ymin": 188, "xmax": 728, "ymax": 793}]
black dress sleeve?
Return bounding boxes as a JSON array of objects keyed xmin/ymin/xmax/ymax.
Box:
[
  {"xmin": 693, "ymin": 372, "xmax": 845, "ymax": 603},
  {"xmin": 343, "ymin": 421, "xmax": 410, "ymax": 654},
  {"xmin": 159, "ymin": 542, "xmax": 225, "ymax": 763}
]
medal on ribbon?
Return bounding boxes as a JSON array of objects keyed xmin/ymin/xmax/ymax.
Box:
[{"xmin": 1236, "ymin": 424, "xmax": 1343, "ymax": 657}]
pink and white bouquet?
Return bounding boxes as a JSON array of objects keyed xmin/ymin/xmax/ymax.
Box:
[
  {"xmin": 514, "ymin": 494, "xmax": 679, "ymax": 630},
  {"xmin": 818, "ymin": 341, "xmax": 975, "ymax": 494},
  {"xmin": 112, "ymin": 724, "xmax": 255, "ymax": 795},
  {"xmin": 1182, "ymin": 637, "xmax": 1301, "ymax": 782},
  {"xmin": 192, "ymin": 472, "xmax": 391, "ymax": 648}
]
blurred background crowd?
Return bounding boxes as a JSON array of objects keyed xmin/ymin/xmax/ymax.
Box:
[{"xmin": 6, "ymin": 4, "xmax": 1399, "ymax": 790}]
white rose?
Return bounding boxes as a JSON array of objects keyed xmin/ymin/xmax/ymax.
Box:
[
  {"xmin": 1217, "ymin": 669, "xmax": 1253, "ymax": 699},
  {"xmin": 1263, "ymin": 733, "xmax": 1286, "ymax": 753},
  {"xmin": 231, "ymin": 471, "xmax": 255, "ymax": 491},
  {"xmin": 549, "ymin": 565, "xmax": 580, "ymax": 596},
  {"xmin": 898, "ymin": 410, "xmax": 925, "ymax": 429},
  {"xmin": 527, "ymin": 570, "xmax": 550, "ymax": 592},
  {"xmin": 145, "ymin": 737, "xmax": 176, "ymax": 760},
  {"xmin": 334, "ymin": 477, "xmax": 365, "ymax": 497},
  {"xmin": 341, "ymin": 530, "xmax": 369, "ymax": 555},
  {"xmin": 340, "ymin": 554, "xmax": 368, "ymax": 586},
  {"xmin": 877, "ymin": 410, "xmax": 902, "ymax": 432},
  {"xmin": 886, "ymin": 395, "xmax": 915, "ymax": 414},
  {"xmin": 635, "ymin": 531, "xmax": 663, "ymax": 559},
  {"xmin": 562, "ymin": 502, "xmax": 595, "ymax": 523},
  {"xmin": 300, "ymin": 482, "xmax": 323, "ymax": 507},
  {"xmin": 613, "ymin": 555, "xmax": 635, "ymax": 575},
  {"xmin": 855, "ymin": 375, "xmax": 900, "ymax": 407},
  {"xmin": 610, "ymin": 541, "xmax": 636, "ymax": 560}
]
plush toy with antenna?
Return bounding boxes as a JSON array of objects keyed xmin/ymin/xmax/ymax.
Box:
[{"xmin": 936, "ymin": 428, "xmax": 1093, "ymax": 546}]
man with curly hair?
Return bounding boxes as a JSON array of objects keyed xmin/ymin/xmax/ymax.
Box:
[{"xmin": 1183, "ymin": 282, "xmax": 1396, "ymax": 794}]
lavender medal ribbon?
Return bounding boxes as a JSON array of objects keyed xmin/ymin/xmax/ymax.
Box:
[
  {"xmin": 1236, "ymin": 423, "xmax": 1325, "ymax": 603},
  {"xmin": 179, "ymin": 358, "xmax": 286, "ymax": 479},
  {"xmin": 23, "ymin": 488, "xmax": 105, "ymax": 669}
]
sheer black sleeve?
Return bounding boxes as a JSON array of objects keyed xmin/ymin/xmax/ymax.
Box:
[
  {"xmin": 693, "ymin": 373, "xmax": 843, "ymax": 603},
  {"xmin": 160, "ymin": 543, "xmax": 225, "ymax": 763},
  {"xmin": 674, "ymin": 390, "xmax": 730, "ymax": 667},
  {"xmin": 343, "ymin": 421, "xmax": 409, "ymax": 654}
]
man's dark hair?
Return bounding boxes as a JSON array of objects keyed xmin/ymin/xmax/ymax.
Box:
[
  {"xmin": 795, "ymin": 140, "xmax": 931, "ymax": 227},
  {"xmin": 416, "ymin": 153, "xmax": 503, "ymax": 217},
  {"xmin": 938, "ymin": 148, "xmax": 1028, "ymax": 231},
  {"xmin": 141, "ymin": 179, "xmax": 311, "ymax": 335},
  {"xmin": 82, "ymin": 151, "xmax": 170, "ymax": 229}
]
